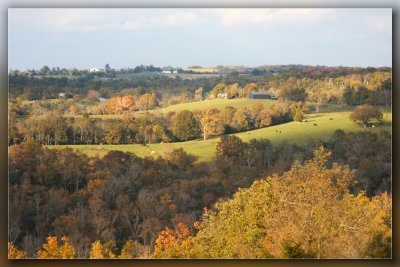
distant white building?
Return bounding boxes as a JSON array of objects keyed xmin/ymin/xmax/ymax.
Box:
[
  {"xmin": 173, "ymin": 70, "xmax": 178, "ymax": 74},
  {"xmin": 217, "ymin": 93, "xmax": 228, "ymax": 99},
  {"xmin": 98, "ymin": 97, "xmax": 106, "ymax": 102},
  {"xmin": 89, "ymin": 68, "xmax": 101, "ymax": 72},
  {"xmin": 162, "ymin": 70, "xmax": 172, "ymax": 74},
  {"xmin": 58, "ymin": 92, "xmax": 66, "ymax": 99}
]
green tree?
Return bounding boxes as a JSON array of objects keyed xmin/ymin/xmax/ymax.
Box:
[
  {"xmin": 173, "ymin": 110, "xmax": 199, "ymax": 141},
  {"xmin": 216, "ymin": 135, "xmax": 245, "ymax": 160},
  {"xmin": 231, "ymin": 109, "xmax": 251, "ymax": 131}
]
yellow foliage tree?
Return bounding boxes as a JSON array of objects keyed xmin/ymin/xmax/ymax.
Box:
[
  {"xmin": 197, "ymin": 108, "xmax": 224, "ymax": 140},
  {"xmin": 90, "ymin": 240, "xmax": 117, "ymax": 259},
  {"xmin": 188, "ymin": 147, "xmax": 392, "ymax": 258},
  {"xmin": 37, "ymin": 236, "xmax": 75, "ymax": 259},
  {"xmin": 119, "ymin": 240, "xmax": 147, "ymax": 259},
  {"xmin": 89, "ymin": 240, "xmax": 104, "ymax": 259},
  {"xmin": 8, "ymin": 242, "xmax": 27, "ymax": 259}
]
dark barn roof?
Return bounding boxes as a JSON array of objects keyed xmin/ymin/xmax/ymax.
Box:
[{"xmin": 248, "ymin": 92, "xmax": 271, "ymax": 99}]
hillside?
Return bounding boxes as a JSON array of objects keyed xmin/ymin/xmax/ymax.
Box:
[
  {"xmin": 52, "ymin": 108, "xmax": 392, "ymax": 162},
  {"xmin": 64, "ymin": 98, "xmax": 278, "ymax": 119}
]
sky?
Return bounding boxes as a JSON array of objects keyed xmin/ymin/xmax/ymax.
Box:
[{"xmin": 8, "ymin": 8, "xmax": 392, "ymax": 70}]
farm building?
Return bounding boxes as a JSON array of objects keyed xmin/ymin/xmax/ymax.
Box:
[
  {"xmin": 248, "ymin": 92, "xmax": 271, "ymax": 99},
  {"xmin": 217, "ymin": 93, "xmax": 228, "ymax": 99},
  {"xmin": 89, "ymin": 68, "xmax": 101, "ymax": 72},
  {"xmin": 58, "ymin": 92, "xmax": 73, "ymax": 99}
]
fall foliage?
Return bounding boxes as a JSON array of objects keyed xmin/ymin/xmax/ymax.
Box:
[{"xmin": 37, "ymin": 236, "xmax": 75, "ymax": 259}]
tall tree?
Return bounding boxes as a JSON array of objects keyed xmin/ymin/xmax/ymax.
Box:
[
  {"xmin": 197, "ymin": 109, "xmax": 224, "ymax": 140},
  {"xmin": 173, "ymin": 110, "xmax": 199, "ymax": 141}
]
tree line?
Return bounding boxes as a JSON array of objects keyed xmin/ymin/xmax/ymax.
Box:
[
  {"xmin": 9, "ymin": 66, "xmax": 391, "ymax": 109},
  {"xmin": 9, "ymin": 102, "xmax": 295, "ymax": 145}
]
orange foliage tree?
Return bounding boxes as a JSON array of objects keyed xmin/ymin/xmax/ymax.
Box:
[{"xmin": 152, "ymin": 223, "xmax": 192, "ymax": 258}]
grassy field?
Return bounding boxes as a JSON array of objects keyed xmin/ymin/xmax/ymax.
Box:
[
  {"xmin": 64, "ymin": 114, "xmax": 130, "ymax": 119},
  {"xmin": 51, "ymin": 108, "xmax": 392, "ymax": 162},
  {"xmin": 166, "ymin": 73, "xmax": 221, "ymax": 79},
  {"xmin": 184, "ymin": 67, "xmax": 218, "ymax": 73},
  {"xmin": 144, "ymin": 98, "xmax": 278, "ymax": 115},
  {"xmin": 64, "ymin": 98, "xmax": 279, "ymax": 119},
  {"xmin": 21, "ymin": 99, "xmax": 70, "ymax": 106}
]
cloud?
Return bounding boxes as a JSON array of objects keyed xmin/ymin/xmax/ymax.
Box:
[
  {"xmin": 9, "ymin": 9, "xmax": 200, "ymax": 33},
  {"xmin": 216, "ymin": 8, "xmax": 337, "ymax": 27},
  {"xmin": 121, "ymin": 11, "xmax": 199, "ymax": 30},
  {"xmin": 363, "ymin": 14, "xmax": 391, "ymax": 31}
]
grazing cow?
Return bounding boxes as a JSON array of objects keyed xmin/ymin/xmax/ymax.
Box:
[
  {"xmin": 329, "ymin": 118, "xmax": 333, "ymax": 120},
  {"xmin": 314, "ymin": 123, "xmax": 317, "ymax": 126}
]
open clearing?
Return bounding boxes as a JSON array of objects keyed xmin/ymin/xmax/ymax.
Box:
[{"xmin": 51, "ymin": 108, "xmax": 392, "ymax": 162}]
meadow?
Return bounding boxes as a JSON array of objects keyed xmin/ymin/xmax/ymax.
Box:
[
  {"xmin": 145, "ymin": 98, "xmax": 278, "ymax": 114},
  {"xmin": 184, "ymin": 67, "xmax": 219, "ymax": 73},
  {"xmin": 64, "ymin": 98, "xmax": 279, "ymax": 119},
  {"xmin": 51, "ymin": 107, "xmax": 392, "ymax": 162}
]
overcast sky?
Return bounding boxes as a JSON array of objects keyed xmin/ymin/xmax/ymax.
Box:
[{"xmin": 8, "ymin": 8, "xmax": 392, "ymax": 70}]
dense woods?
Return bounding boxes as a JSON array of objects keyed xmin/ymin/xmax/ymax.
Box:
[{"xmin": 9, "ymin": 129, "xmax": 391, "ymax": 258}]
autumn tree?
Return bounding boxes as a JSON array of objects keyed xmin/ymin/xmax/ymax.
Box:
[
  {"xmin": 292, "ymin": 102, "xmax": 306, "ymax": 122},
  {"xmin": 307, "ymin": 85, "xmax": 327, "ymax": 114},
  {"xmin": 119, "ymin": 239, "xmax": 147, "ymax": 259},
  {"xmin": 188, "ymin": 148, "xmax": 392, "ymax": 258},
  {"xmin": 210, "ymin": 83, "xmax": 227, "ymax": 98},
  {"xmin": 87, "ymin": 89, "xmax": 100, "ymax": 102},
  {"xmin": 8, "ymin": 242, "xmax": 27, "ymax": 259},
  {"xmin": 137, "ymin": 93, "xmax": 158, "ymax": 111},
  {"xmin": 153, "ymin": 223, "xmax": 192, "ymax": 258},
  {"xmin": 194, "ymin": 87, "xmax": 204, "ymax": 101},
  {"xmin": 349, "ymin": 105, "xmax": 383, "ymax": 127},
  {"xmin": 279, "ymin": 86, "xmax": 307, "ymax": 102},
  {"xmin": 120, "ymin": 95, "xmax": 136, "ymax": 111},
  {"xmin": 197, "ymin": 109, "xmax": 224, "ymax": 140},
  {"xmin": 226, "ymin": 83, "xmax": 241, "ymax": 99},
  {"xmin": 37, "ymin": 236, "xmax": 75, "ymax": 259},
  {"xmin": 241, "ymin": 83, "xmax": 258, "ymax": 98},
  {"xmin": 89, "ymin": 240, "xmax": 117, "ymax": 259},
  {"xmin": 256, "ymin": 107, "xmax": 274, "ymax": 128}
]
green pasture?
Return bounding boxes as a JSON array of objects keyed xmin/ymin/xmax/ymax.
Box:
[{"xmin": 50, "ymin": 108, "xmax": 392, "ymax": 162}]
